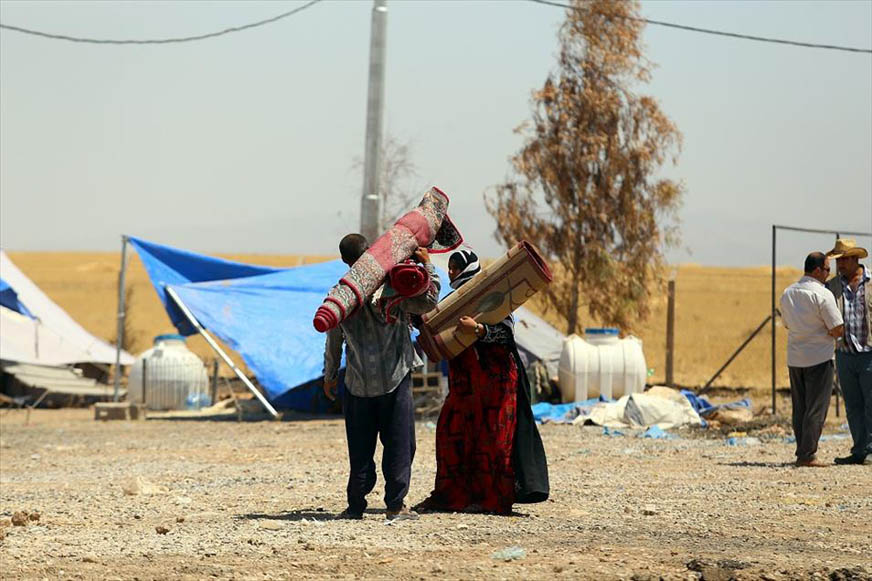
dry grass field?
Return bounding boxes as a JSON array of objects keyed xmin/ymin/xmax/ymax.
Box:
[{"xmin": 6, "ymin": 251, "xmax": 814, "ymax": 392}]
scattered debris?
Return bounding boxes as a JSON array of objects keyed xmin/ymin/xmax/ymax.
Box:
[
  {"xmin": 756, "ymin": 425, "xmax": 788, "ymax": 439},
  {"xmin": 824, "ymin": 566, "xmax": 872, "ymax": 581},
  {"xmin": 122, "ymin": 476, "xmax": 168, "ymax": 496},
  {"xmin": 708, "ymin": 407, "xmax": 754, "ymax": 425},
  {"xmin": 258, "ymin": 520, "xmax": 283, "ymax": 531},
  {"xmin": 491, "ymin": 546, "xmax": 525, "ymax": 561},
  {"xmin": 725, "ymin": 436, "xmax": 761, "ymax": 446},
  {"xmin": 639, "ymin": 426, "xmax": 677, "ymax": 440},
  {"xmin": 687, "ymin": 557, "xmax": 749, "ymax": 580},
  {"xmin": 718, "ymin": 559, "xmax": 749, "ymax": 570}
]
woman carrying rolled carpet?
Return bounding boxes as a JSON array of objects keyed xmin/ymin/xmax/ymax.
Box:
[{"xmin": 415, "ymin": 250, "xmax": 549, "ymax": 515}]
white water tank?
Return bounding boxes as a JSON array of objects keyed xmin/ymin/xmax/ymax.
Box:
[
  {"xmin": 558, "ymin": 328, "xmax": 647, "ymax": 403},
  {"xmin": 128, "ymin": 334, "xmax": 210, "ymax": 410}
]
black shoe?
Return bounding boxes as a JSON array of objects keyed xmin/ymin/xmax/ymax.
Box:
[
  {"xmin": 385, "ymin": 505, "xmax": 419, "ymax": 522},
  {"xmin": 834, "ymin": 454, "xmax": 866, "ymax": 465},
  {"xmin": 334, "ymin": 508, "xmax": 363, "ymax": 520}
]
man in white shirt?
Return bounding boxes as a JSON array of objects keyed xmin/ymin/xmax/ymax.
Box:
[{"xmin": 780, "ymin": 252, "xmax": 844, "ymax": 467}]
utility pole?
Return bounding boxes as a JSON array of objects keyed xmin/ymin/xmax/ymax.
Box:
[
  {"xmin": 113, "ymin": 235, "xmax": 129, "ymax": 402},
  {"xmin": 359, "ymin": 0, "xmax": 387, "ymax": 242}
]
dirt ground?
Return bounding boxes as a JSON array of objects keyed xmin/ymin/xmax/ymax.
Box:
[{"xmin": 0, "ymin": 408, "xmax": 869, "ymax": 581}]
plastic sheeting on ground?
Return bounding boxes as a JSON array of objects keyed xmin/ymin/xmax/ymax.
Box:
[
  {"xmin": 534, "ymin": 387, "xmax": 755, "ymax": 432},
  {"xmin": 568, "ymin": 386, "xmax": 703, "ymax": 429},
  {"xmin": 533, "ymin": 387, "xmax": 701, "ymax": 429},
  {"xmin": 682, "ymin": 388, "xmax": 752, "ymax": 419},
  {"xmin": 531, "ymin": 397, "xmax": 609, "ymax": 424}
]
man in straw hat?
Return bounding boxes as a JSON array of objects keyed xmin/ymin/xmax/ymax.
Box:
[{"xmin": 825, "ymin": 239, "xmax": 872, "ymax": 466}]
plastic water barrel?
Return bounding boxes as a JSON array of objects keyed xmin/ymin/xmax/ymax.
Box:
[
  {"xmin": 128, "ymin": 334, "xmax": 210, "ymax": 410},
  {"xmin": 558, "ymin": 328, "xmax": 647, "ymax": 403}
]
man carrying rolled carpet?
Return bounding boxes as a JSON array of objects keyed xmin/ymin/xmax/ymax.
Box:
[{"xmin": 322, "ymin": 233, "xmax": 440, "ymax": 521}]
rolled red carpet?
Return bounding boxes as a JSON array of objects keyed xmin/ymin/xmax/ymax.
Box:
[
  {"xmin": 312, "ymin": 187, "xmax": 462, "ymax": 332},
  {"xmin": 389, "ymin": 262, "xmax": 430, "ymax": 298}
]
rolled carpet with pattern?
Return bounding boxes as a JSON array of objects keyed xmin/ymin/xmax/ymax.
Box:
[
  {"xmin": 388, "ymin": 261, "xmax": 431, "ymax": 298},
  {"xmin": 313, "ymin": 187, "xmax": 462, "ymax": 332},
  {"xmin": 417, "ymin": 241, "xmax": 552, "ymax": 361}
]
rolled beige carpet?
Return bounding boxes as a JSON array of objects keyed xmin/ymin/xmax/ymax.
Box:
[{"xmin": 417, "ymin": 241, "xmax": 552, "ymax": 361}]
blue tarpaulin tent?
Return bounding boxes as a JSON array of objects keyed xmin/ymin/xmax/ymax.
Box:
[
  {"xmin": 128, "ymin": 237, "xmax": 282, "ymax": 336},
  {"xmin": 128, "ymin": 236, "xmax": 450, "ymax": 412}
]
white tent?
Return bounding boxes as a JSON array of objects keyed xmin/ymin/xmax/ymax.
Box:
[
  {"xmin": 513, "ymin": 306, "xmax": 565, "ymax": 378},
  {"xmin": 0, "ymin": 250, "xmax": 134, "ymax": 367}
]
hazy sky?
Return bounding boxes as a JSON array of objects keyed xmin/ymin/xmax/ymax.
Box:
[{"xmin": 1, "ymin": 0, "xmax": 870, "ymax": 266}]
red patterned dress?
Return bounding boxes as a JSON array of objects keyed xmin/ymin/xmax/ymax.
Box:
[{"xmin": 422, "ymin": 324, "xmax": 519, "ymax": 514}]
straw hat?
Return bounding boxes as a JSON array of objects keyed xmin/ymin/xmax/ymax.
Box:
[{"xmin": 827, "ymin": 238, "xmax": 869, "ymax": 259}]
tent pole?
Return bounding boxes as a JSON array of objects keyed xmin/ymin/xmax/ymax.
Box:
[
  {"xmin": 165, "ymin": 286, "xmax": 280, "ymax": 419},
  {"xmin": 113, "ymin": 235, "xmax": 129, "ymax": 402}
]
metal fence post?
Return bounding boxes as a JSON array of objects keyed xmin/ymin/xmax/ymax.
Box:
[
  {"xmin": 665, "ymin": 279, "xmax": 675, "ymax": 387},
  {"xmin": 771, "ymin": 225, "xmax": 777, "ymax": 415}
]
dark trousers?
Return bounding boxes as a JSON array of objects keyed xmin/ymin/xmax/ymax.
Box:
[
  {"xmin": 342, "ymin": 374, "xmax": 415, "ymax": 513},
  {"xmin": 788, "ymin": 360, "xmax": 834, "ymax": 462},
  {"xmin": 835, "ymin": 351, "xmax": 872, "ymax": 458}
]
